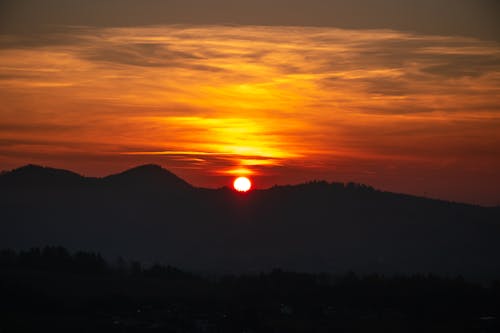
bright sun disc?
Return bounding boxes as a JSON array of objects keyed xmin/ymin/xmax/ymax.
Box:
[{"xmin": 233, "ymin": 176, "xmax": 252, "ymax": 192}]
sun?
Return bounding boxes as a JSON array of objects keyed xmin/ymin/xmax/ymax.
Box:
[{"xmin": 233, "ymin": 176, "xmax": 252, "ymax": 192}]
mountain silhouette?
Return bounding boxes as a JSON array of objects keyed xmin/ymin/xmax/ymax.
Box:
[
  {"xmin": 102, "ymin": 164, "xmax": 192, "ymax": 191},
  {"xmin": 0, "ymin": 164, "xmax": 86, "ymax": 188},
  {"xmin": 1, "ymin": 164, "xmax": 499, "ymax": 279}
]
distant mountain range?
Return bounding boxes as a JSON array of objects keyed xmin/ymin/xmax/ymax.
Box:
[{"xmin": 1, "ymin": 164, "xmax": 499, "ymax": 279}]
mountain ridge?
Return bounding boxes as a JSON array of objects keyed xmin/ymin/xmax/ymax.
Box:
[
  {"xmin": 0, "ymin": 164, "xmax": 86, "ymax": 187},
  {"xmin": 0, "ymin": 164, "xmax": 491, "ymax": 208},
  {"xmin": 101, "ymin": 164, "xmax": 192, "ymax": 190},
  {"xmin": 0, "ymin": 164, "xmax": 192, "ymax": 191},
  {"xmin": 1, "ymin": 164, "xmax": 499, "ymax": 278}
]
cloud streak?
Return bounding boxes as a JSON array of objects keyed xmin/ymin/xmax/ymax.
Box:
[{"xmin": 0, "ymin": 25, "xmax": 499, "ymax": 204}]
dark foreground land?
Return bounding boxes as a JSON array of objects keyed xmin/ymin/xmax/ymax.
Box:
[
  {"xmin": 2, "ymin": 165, "xmax": 500, "ymax": 278},
  {"xmin": 1, "ymin": 247, "xmax": 499, "ymax": 333}
]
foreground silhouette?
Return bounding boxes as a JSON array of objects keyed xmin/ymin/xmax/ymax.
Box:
[
  {"xmin": 1, "ymin": 246, "xmax": 499, "ymax": 332},
  {"xmin": 1, "ymin": 164, "xmax": 499, "ymax": 280}
]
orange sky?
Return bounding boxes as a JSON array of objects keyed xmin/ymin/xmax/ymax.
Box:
[{"xmin": 1, "ymin": 25, "xmax": 500, "ymax": 205}]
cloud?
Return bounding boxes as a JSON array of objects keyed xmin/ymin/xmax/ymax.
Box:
[
  {"xmin": 0, "ymin": 25, "xmax": 499, "ymax": 204},
  {"xmin": 81, "ymin": 42, "xmax": 205, "ymax": 68},
  {"xmin": 1, "ymin": 0, "xmax": 499, "ymax": 41}
]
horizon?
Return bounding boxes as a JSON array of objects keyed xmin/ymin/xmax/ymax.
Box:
[{"xmin": 2, "ymin": 162, "xmax": 498, "ymax": 207}]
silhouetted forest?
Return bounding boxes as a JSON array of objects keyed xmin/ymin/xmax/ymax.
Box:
[{"xmin": 1, "ymin": 246, "xmax": 499, "ymax": 332}]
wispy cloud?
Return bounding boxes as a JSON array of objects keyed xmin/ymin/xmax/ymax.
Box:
[{"xmin": 0, "ymin": 25, "xmax": 499, "ymax": 203}]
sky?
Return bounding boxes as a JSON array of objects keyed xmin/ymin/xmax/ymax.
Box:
[{"xmin": 0, "ymin": 0, "xmax": 499, "ymax": 205}]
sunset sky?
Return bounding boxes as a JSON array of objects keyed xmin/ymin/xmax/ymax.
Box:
[{"xmin": 1, "ymin": 0, "xmax": 499, "ymax": 205}]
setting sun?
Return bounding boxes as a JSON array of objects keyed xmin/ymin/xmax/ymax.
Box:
[{"xmin": 233, "ymin": 176, "xmax": 252, "ymax": 192}]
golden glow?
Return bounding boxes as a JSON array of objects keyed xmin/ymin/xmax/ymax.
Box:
[
  {"xmin": 233, "ymin": 177, "xmax": 252, "ymax": 192},
  {"xmin": 0, "ymin": 25, "xmax": 499, "ymax": 204},
  {"xmin": 223, "ymin": 168, "xmax": 254, "ymax": 176}
]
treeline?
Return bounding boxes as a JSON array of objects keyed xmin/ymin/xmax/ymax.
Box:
[
  {"xmin": 2, "ymin": 246, "xmax": 500, "ymax": 289},
  {"xmin": 0, "ymin": 246, "xmax": 195, "ymax": 280},
  {"xmin": 1, "ymin": 247, "xmax": 500, "ymax": 332}
]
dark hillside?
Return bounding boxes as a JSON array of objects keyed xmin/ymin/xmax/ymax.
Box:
[{"xmin": 1, "ymin": 165, "xmax": 499, "ymax": 278}]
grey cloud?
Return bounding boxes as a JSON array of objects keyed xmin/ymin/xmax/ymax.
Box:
[
  {"xmin": 312, "ymin": 36, "xmax": 500, "ymax": 76},
  {"xmin": 312, "ymin": 34, "xmax": 500, "ymax": 102},
  {"xmin": 420, "ymin": 54, "xmax": 500, "ymax": 78},
  {"xmin": 82, "ymin": 43, "xmax": 199, "ymax": 67},
  {"xmin": 1, "ymin": 0, "xmax": 499, "ymax": 42},
  {"xmin": 0, "ymin": 27, "xmax": 93, "ymax": 49},
  {"xmin": 358, "ymin": 78, "xmax": 414, "ymax": 96},
  {"xmin": 80, "ymin": 42, "xmax": 227, "ymax": 72}
]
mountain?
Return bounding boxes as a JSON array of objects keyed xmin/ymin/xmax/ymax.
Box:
[
  {"xmin": 102, "ymin": 164, "xmax": 192, "ymax": 191},
  {"xmin": 0, "ymin": 164, "xmax": 191, "ymax": 191},
  {"xmin": 0, "ymin": 165, "xmax": 499, "ymax": 279},
  {"xmin": 0, "ymin": 164, "xmax": 86, "ymax": 188}
]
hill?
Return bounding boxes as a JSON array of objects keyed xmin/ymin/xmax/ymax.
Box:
[{"xmin": 0, "ymin": 164, "xmax": 499, "ymax": 279}]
